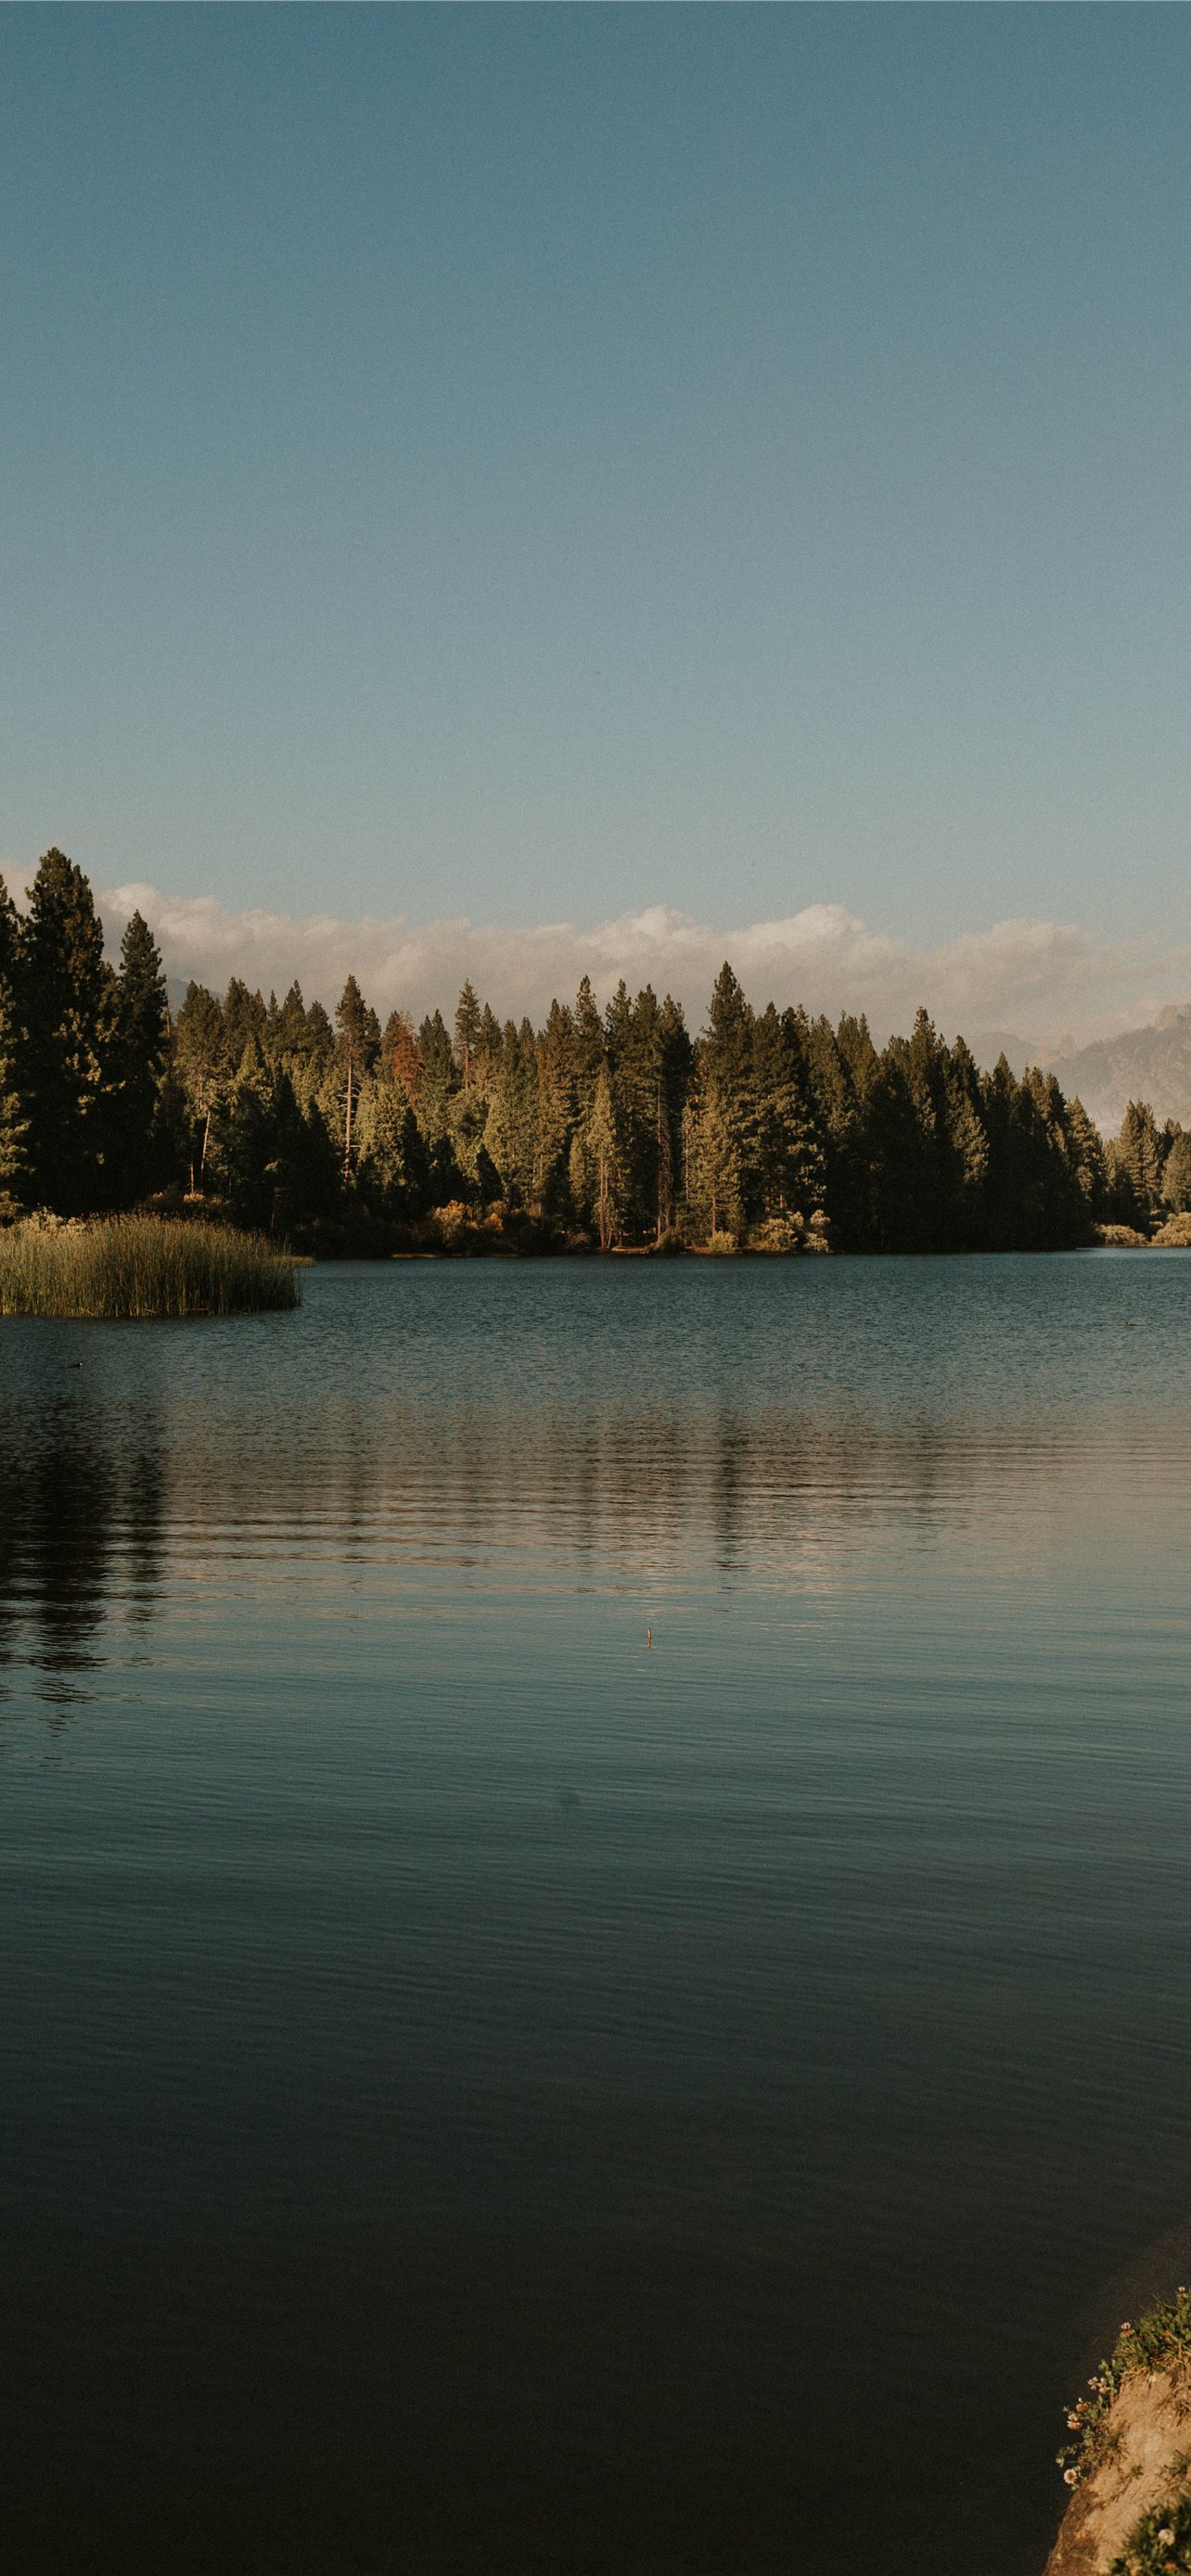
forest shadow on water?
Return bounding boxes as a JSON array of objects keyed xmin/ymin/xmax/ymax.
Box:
[
  {"xmin": 0, "ymin": 1381, "xmax": 164, "ymax": 1711},
  {"xmin": 2, "ymin": 1259, "xmax": 1191, "ymax": 2574}
]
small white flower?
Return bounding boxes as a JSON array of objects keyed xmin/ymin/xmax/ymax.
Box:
[
  {"xmin": 1063, "ymin": 2468, "xmax": 1079, "ymax": 2486},
  {"xmin": 1157, "ymin": 2531, "xmax": 1175, "ymax": 2547}
]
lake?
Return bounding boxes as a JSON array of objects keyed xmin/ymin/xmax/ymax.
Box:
[{"xmin": 3, "ymin": 1254, "xmax": 1191, "ymax": 2575}]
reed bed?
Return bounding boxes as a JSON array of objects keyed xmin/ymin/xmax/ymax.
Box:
[{"xmin": 0, "ymin": 1217, "xmax": 300, "ymax": 1318}]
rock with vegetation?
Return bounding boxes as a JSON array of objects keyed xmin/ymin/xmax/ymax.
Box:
[{"xmin": 1045, "ymin": 2292, "xmax": 1191, "ymax": 2573}]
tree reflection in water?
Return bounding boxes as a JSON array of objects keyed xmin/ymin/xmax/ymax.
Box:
[{"xmin": 0, "ymin": 1388, "xmax": 162, "ymax": 1711}]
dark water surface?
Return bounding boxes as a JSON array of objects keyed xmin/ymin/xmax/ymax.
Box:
[{"xmin": 4, "ymin": 1256, "xmax": 1191, "ymax": 2575}]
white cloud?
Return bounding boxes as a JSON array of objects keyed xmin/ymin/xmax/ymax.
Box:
[{"xmin": 6, "ymin": 862, "xmax": 1190, "ymax": 1052}]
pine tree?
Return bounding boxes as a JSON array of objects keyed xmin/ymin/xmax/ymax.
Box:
[
  {"xmin": 0, "ymin": 873, "xmax": 29, "ymax": 1218},
  {"xmin": 603, "ymin": 978, "xmax": 634, "ymax": 1066},
  {"xmin": 534, "ymin": 1000, "xmax": 575, "ymax": 1211},
  {"xmin": 864, "ymin": 1050, "xmax": 928, "ymax": 1251},
  {"xmin": 696, "ymin": 965, "xmax": 757, "ymax": 1231},
  {"xmin": 19, "ymin": 847, "xmax": 117, "ymax": 1213},
  {"xmin": 355, "ymin": 1075, "xmax": 430, "ymax": 1220},
  {"xmin": 946, "ymin": 1093, "xmax": 990, "ymax": 1243},
  {"xmin": 705, "ymin": 962, "xmax": 753, "ymax": 1097},
  {"xmin": 1115, "ymin": 1098, "xmax": 1165, "ymax": 1226},
  {"xmin": 483, "ymin": 1021, "xmax": 538, "ymax": 1206},
  {"xmin": 1022, "ymin": 1067, "xmax": 1087, "ymax": 1246},
  {"xmin": 305, "ymin": 999, "xmax": 335, "ymax": 1068},
  {"xmin": 383, "ymin": 1009, "xmax": 423, "ymax": 1104},
  {"xmin": 597, "ymin": 984, "xmax": 693, "ymax": 1243},
  {"xmin": 276, "ymin": 982, "xmax": 311, "ymax": 1061},
  {"xmin": 213, "ymin": 1035, "xmax": 279, "ymax": 1227},
  {"xmin": 980, "ymin": 1060, "xmax": 1088, "ymax": 1250},
  {"xmin": 750, "ymin": 1003, "xmax": 826, "ymax": 1229},
  {"xmin": 572, "ymin": 976, "xmax": 604, "ymax": 1100},
  {"xmin": 474, "ymin": 1004, "xmax": 504, "ymax": 1099},
  {"xmin": 223, "ymin": 978, "xmax": 267, "ymax": 1062},
  {"xmin": 173, "ymin": 982, "xmax": 229, "ymax": 1190},
  {"xmin": 445, "ymin": 1090, "xmax": 489, "ymax": 1198},
  {"xmin": 1062, "ymin": 1093, "xmax": 1108, "ymax": 1228},
  {"xmin": 654, "ymin": 995, "xmax": 691, "ymax": 1243},
  {"xmin": 801, "ymin": 1015, "xmax": 873, "ymax": 1251},
  {"xmin": 293, "ymin": 1082, "xmax": 344, "ymax": 1227},
  {"xmin": 334, "ymin": 975, "xmax": 378, "ymax": 1179},
  {"xmin": 1161, "ymin": 1129, "xmax": 1191, "ymax": 1215},
  {"xmin": 454, "ymin": 981, "xmax": 482, "ymax": 1090},
  {"xmin": 312, "ymin": 1053, "xmax": 348, "ymax": 1193},
  {"xmin": 110, "ymin": 910, "xmax": 169, "ymax": 1204},
  {"xmin": 980, "ymin": 1054, "xmax": 1022, "ymax": 1248},
  {"xmin": 866, "ymin": 1010, "xmax": 949, "ymax": 1252},
  {"xmin": 418, "ymin": 1010, "xmax": 469, "ymax": 1197},
  {"xmin": 416, "ymin": 1012, "xmax": 456, "ymax": 1139},
  {"xmin": 264, "ymin": 1067, "xmax": 308, "ymax": 1236},
  {"xmin": 585, "ymin": 1064, "xmax": 622, "ymax": 1250},
  {"xmin": 605, "ymin": 985, "xmax": 656, "ymax": 1237},
  {"xmin": 941, "ymin": 1038, "xmax": 990, "ymax": 1247},
  {"xmin": 684, "ymin": 1071, "xmax": 741, "ymax": 1243}
]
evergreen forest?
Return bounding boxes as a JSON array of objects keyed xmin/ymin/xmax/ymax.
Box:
[{"xmin": 3, "ymin": 848, "xmax": 1188, "ymax": 1256}]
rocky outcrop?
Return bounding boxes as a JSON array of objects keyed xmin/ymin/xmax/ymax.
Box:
[
  {"xmin": 1043, "ymin": 2289, "xmax": 1191, "ymax": 2574},
  {"xmin": 1044, "ymin": 2367, "xmax": 1191, "ymax": 2572}
]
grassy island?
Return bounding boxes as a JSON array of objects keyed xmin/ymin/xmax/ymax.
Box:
[{"xmin": 0, "ymin": 1216, "xmax": 299, "ymax": 1319}]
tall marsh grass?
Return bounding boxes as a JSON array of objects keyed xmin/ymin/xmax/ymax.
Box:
[{"xmin": 0, "ymin": 1217, "xmax": 300, "ymax": 1319}]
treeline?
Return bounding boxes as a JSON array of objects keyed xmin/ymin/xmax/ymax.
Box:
[{"xmin": 2, "ymin": 848, "xmax": 1188, "ymax": 1254}]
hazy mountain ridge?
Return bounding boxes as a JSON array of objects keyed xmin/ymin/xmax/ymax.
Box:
[{"xmin": 1044, "ymin": 1005, "xmax": 1191, "ymax": 1132}]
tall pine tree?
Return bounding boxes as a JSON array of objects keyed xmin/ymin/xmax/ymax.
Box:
[
  {"xmin": 0, "ymin": 874, "xmax": 30, "ymax": 1217},
  {"xmin": 20, "ymin": 848, "xmax": 117, "ymax": 1214},
  {"xmin": 110, "ymin": 911, "xmax": 169, "ymax": 1204}
]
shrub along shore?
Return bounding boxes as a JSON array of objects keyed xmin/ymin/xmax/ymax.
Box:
[
  {"xmin": 2, "ymin": 846, "xmax": 1190, "ymax": 1257},
  {"xmin": 0, "ymin": 1216, "xmax": 299, "ymax": 1319}
]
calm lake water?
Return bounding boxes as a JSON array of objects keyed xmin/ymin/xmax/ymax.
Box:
[{"xmin": 4, "ymin": 1255, "xmax": 1191, "ymax": 2575}]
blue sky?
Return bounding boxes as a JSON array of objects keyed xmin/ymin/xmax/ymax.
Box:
[{"xmin": 3, "ymin": 6, "xmax": 1189, "ymax": 1034}]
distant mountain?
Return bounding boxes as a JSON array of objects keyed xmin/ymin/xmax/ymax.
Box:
[{"xmin": 1046, "ymin": 1005, "xmax": 1191, "ymax": 1133}]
